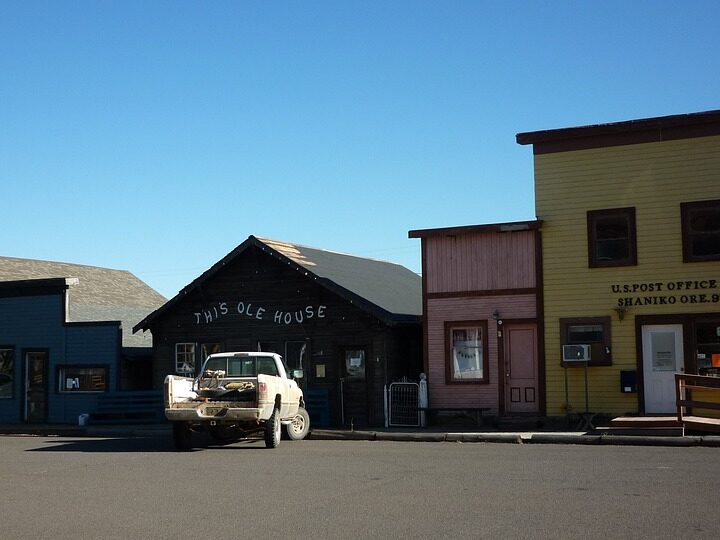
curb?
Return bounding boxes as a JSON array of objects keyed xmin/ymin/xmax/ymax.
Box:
[
  {"xmin": 3, "ymin": 425, "xmax": 719, "ymax": 447},
  {"xmin": 598, "ymin": 434, "xmax": 702, "ymax": 447},
  {"xmin": 309, "ymin": 429, "xmax": 376, "ymax": 441},
  {"xmin": 446, "ymin": 433, "xmax": 524, "ymax": 444},
  {"xmin": 530, "ymin": 433, "xmax": 602, "ymax": 445}
]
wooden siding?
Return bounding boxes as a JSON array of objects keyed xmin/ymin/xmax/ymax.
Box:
[
  {"xmin": 424, "ymin": 231, "xmax": 536, "ymax": 294},
  {"xmin": 148, "ymin": 245, "xmax": 422, "ymax": 428},
  {"xmin": 426, "ymin": 295, "xmax": 536, "ymax": 413},
  {"xmin": 535, "ymin": 135, "xmax": 720, "ymax": 415},
  {"xmin": 0, "ymin": 293, "xmax": 121, "ymax": 423}
]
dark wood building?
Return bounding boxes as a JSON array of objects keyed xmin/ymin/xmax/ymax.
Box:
[{"xmin": 134, "ymin": 236, "xmax": 423, "ymax": 428}]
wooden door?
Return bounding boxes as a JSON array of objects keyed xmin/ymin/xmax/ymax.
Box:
[
  {"xmin": 25, "ymin": 351, "xmax": 48, "ymax": 423},
  {"xmin": 341, "ymin": 349, "xmax": 368, "ymax": 428},
  {"xmin": 504, "ymin": 324, "xmax": 539, "ymax": 414}
]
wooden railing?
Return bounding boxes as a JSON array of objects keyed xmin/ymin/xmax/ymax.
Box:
[{"xmin": 675, "ymin": 374, "xmax": 720, "ymax": 434}]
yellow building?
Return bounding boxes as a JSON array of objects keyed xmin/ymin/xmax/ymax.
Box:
[{"xmin": 517, "ymin": 110, "xmax": 720, "ymax": 418}]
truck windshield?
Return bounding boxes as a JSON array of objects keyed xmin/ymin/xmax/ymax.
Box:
[{"xmin": 203, "ymin": 356, "xmax": 279, "ymax": 377}]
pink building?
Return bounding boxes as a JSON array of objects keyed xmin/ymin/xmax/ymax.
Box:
[{"xmin": 409, "ymin": 221, "xmax": 544, "ymax": 421}]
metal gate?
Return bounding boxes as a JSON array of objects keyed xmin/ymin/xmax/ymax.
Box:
[{"xmin": 387, "ymin": 381, "xmax": 420, "ymax": 427}]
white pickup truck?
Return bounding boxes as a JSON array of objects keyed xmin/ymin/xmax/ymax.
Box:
[{"xmin": 164, "ymin": 351, "xmax": 309, "ymax": 450}]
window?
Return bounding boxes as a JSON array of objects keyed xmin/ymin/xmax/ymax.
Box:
[
  {"xmin": 587, "ymin": 208, "xmax": 637, "ymax": 267},
  {"xmin": 285, "ymin": 341, "xmax": 308, "ymax": 373},
  {"xmin": 694, "ymin": 320, "xmax": 720, "ymax": 376},
  {"xmin": 445, "ymin": 321, "xmax": 489, "ymax": 383},
  {"xmin": 560, "ymin": 317, "xmax": 612, "ymax": 366},
  {"xmin": 0, "ymin": 348, "xmax": 14, "ymax": 399},
  {"xmin": 258, "ymin": 341, "xmax": 280, "ymax": 354},
  {"xmin": 344, "ymin": 350, "xmax": 366, "ymax": 380},
  {"xmin": 682, "ymin": 199, "xmax": 720, "ymax": 262},
  {"xmin": 204, "ymin": 355, "xmax": 278, "ymax": 377},
  {"xmin": 175, "ymin": 343, "xmax": 196, "ymax": 375},
  {"xmin": 200, "ymin": 342, "xmax": 222, "ymax": 361},
  {"xmin": 58, "ymin": 366, "xmax": 107, "ymax": 393}
]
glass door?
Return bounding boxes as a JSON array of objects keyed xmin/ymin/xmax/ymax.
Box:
[{"xmin": 641, "ymin": 325, "xmax": 684, "ymax": 414}]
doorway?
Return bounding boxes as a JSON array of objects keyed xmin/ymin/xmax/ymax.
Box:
[
  {"xmin": 341, "ymin": 348, "xmax": 368, "ymax": 428},
  {"xmin": 504, "ymin": 324, "xmax": 539, "ymax": 414},
  {"xmin": 641, "ymin": 324, "xmax": 684, "ymax": 414},
  {"xmin": 24, "ymin": 351, "xmax": 48, "ymax": 423}
]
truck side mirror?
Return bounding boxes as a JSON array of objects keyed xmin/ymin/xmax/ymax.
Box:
[{"xmin": 292, "ymin": 369, "xmax": 304, "ymax": 379}]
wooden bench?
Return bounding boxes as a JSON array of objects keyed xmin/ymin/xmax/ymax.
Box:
[
  {"xmin": 675, "ymin": 374, "xmax": 720, "ymax": 435},
  {"xmin": 420, "ymin": 407, "xmax": 490, "ymax": 428}
]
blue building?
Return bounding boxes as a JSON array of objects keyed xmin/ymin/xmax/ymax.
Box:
[{"xmin": 0, "ymin": 258, "xmax": 165, "ymax": 424}]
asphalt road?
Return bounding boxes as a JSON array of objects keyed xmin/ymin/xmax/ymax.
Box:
[{"xmin": 1, "ymin": 435, "xmax": 718, "ymax": 540}]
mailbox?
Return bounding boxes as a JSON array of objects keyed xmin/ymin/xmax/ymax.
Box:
[{"xmin": 620, "ymin": 370, "xmax": 637, "ymax": 393}]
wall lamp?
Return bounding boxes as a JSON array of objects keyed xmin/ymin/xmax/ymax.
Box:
[
  {"xmin": 493, "ymin": 310, "xmax": 503, "ymax": 337},
  {"xmin": 613, "ymin": 302, "xmax": 628, "ymax": 321}
]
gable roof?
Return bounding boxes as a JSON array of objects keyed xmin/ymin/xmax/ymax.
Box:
[
  {"xmin": 134, "ymin": 235, "xmax": 422, "ymax": 331},
  {"xmin": 0, "ymin": 256, "xmax": 166, "ymax": 348}
]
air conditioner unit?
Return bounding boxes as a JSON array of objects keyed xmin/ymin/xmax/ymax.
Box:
[{"xmin": 563, "ymin": 344, "xmax": 591, "ymax": 362}]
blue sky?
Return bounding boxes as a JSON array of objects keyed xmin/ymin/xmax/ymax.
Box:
[{"xmin": 2, "ymin": 1, "xmax": 719, "ymax": 299}]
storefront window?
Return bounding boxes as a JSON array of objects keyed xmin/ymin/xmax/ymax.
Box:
[
  {"xmin": 175, "ymin": 343, "xmax": 196, "ymax": 375},
  {"xmin": 587, "ymin": 208, "xmax": 637, "ymax": 267},
  {"xmin": 58, "ymin": 366, "xmax": 107, "ymax": 393},
  {"xmin": 695, "ymin": 321, "xmax": 720, "ymax": 377},
  {"xmin": 0, "ymin": 348, "xmax": 13, "ymax": 399},
  {"xmin": 560, "ymin": 317, "xmax": 612, "ymax": 366},
  {"xmin": 682, "ymin": 199, "xmax": 720, "ymax": 262},
  {"xmin": 445, "ymin": 321, "xmax": 489, "ymax": 383}
]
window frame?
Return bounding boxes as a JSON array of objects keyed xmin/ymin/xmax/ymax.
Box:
[
  {"xmin": 681, "ymin": 199, "xmax": 720, "ymax": 262},
  {"xmin": 57, "ymin": 365, "xmax": 109, "ymax": 393},
  {"xmin": 587, "ymin": 207, "xmax": 637, "ymax": 268},
  {"xmin": 444, "ymin": 320, "xmax": 490, "ymax": 384},
  {"xmin": 560, "ymin": 317, "xmax": 612, "ymax": 367},
  {"xmin": 0, "ymin": 346, "xmax": 15, "ymax": 399},
  {"xmin": 175, "ymin": 343, "xmax": 197, "ymax": 375},
  {"xmin": 344, "ymin": 349, "xmax": 366, "ymax": 381}
]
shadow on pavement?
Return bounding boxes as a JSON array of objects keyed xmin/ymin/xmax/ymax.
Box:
[{"xmin": 24, "ymin": 435, "xmax": 267, "ymax": 453}]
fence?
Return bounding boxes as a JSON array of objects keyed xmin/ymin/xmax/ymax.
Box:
[
  {"xmin": 675, "ymin": 374, "xmax": 720, "ymax": 435},
  {"xmin": 386, "ymin": 379, "xmax": 421, "ymax": 427}
]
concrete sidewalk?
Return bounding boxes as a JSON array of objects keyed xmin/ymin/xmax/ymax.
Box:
[{"xmin": 1, "ymin": 423, "xmax": 719, "ymax": 447}]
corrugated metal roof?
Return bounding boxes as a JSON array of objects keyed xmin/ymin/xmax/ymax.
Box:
[{"xmin": 0, "ymin": 256, "xmax": 166, "ymax": 347}]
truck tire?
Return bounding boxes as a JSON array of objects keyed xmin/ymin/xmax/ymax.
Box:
[
  {"xmin": 264, "ymin": 407, "xmax": 281, "ymax": 449},
  {"xmin": 172, "ymin": 422, "xmax": 192, "ymax": 451},
  {"xmin": 284, "ymin": 407, "xmax": 310, "ymax": 440}
]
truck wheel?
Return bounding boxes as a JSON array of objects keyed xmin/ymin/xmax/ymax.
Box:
[
  {"xmin": 284, "ymin": 407, "xmax": 310, "ymax": 440},
  {"xmin": 264, "ymin": 407, "xmax": 281, "ymax": 449},
  {"xmin": 172, "ymin": 422, "xmax": 192, "ymax": 451}
]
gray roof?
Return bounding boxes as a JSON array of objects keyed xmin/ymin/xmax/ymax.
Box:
[
  {"xmin": 0, "ymin": 256, "xmax": 166, "ymax": 348},
  {"xmin": 135, "ymin": 236, "xmax": 421, "ymax": 331},
  {"xmin": 257, "ymin": 237, "xmax": 422, "ymax": 318}
]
